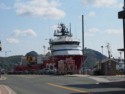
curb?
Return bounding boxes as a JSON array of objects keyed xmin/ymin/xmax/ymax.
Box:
[
  {"xmin": 3, "ymin": 85, "xmax": 17, "ymax": 94},
  {"xmin": 65, "ymin": 74, "xmax": 89, "ymax": 77},
  {"xmin": 0, "ymin": 76, "xmax": 7, "ymax": 80}
]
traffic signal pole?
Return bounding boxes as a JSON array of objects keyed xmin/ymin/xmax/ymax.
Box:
[{"xmin": 118, "ymin": 0, "xmax": 125, "ymax": 73}]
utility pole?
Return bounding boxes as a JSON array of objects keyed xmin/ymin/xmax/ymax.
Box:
[
  {"xmin": 82, "ymin": 15, "xmax": 85, "ymax": 74},
  {"xmin": 82, "ymin": 15, "xmax": 84, "ymax": 55},
  {"xmin": 118, "ymin": 0, "xmax": 125, "ymax": 73}
]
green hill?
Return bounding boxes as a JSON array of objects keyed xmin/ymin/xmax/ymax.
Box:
[
  {"xmin": 0, "ymin": 55, "xmax": 22, "ymax": 70},
  {"xmin": 84, "ymin": 48, "xmax": 107, "ymax": 68}
]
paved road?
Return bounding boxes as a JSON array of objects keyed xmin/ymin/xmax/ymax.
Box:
[{"xmin": 0, "ymin": 75, "xmax": 125, "ymax": 94}]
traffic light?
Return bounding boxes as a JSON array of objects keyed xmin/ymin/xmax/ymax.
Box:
[{"xmin": 0, "ymin": 41, "xmax": 2, "ymax": 51}]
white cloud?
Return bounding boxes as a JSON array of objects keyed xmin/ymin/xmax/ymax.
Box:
[
  {"xmin": 85, "ymin": 28, "xmax": 100, "ymax": 37},
  {"xmin": 50, "ymin": 24, "xmax": 58, "ymax": 30},
  {"xmin": 82, "ymin": 0, "xmax": 122, "ymax": 8},
  {"xmin": 105, "ymin": 29, "xmax": 122, "ymax": 34},
  {"xmin": 85, "ymin": 28, "xmax": 122, "ymax": 37},
  {"xmin": 14, "ymin": 0, "xmax": 65, "ymax": 19},
  {"xmin": 6, "ymin": 38, "xmax": 19, "ymax": 44},
  {"xmin": 0, "ymin": 3, "xmax": 10, "ymax": 10},
  {"xmin": 88, "ymin": 11, "xmax": 96, "ymax": 17},
  {"xmin": 89, "ymin": 28, "xmax": 100, "ymax": 33},
  {"xmin": 85, "ymin": 32, "xmax": 95, "ymax": 37},
  {"xmin": 13, "ymin": 29, "xmax": 37, "ymax": 37}
]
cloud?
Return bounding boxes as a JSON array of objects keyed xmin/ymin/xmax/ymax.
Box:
[
  {"xmin": 6, "ymin": 29, "xmax": 37, "ymax": 44},
  {"xmin": 85, "ymin": 28, "xmax": 122, "ymax": 37},
  {"xmin": 82, "ymin": 0, "xmax": 122, "ymax": 8},
  {"xmin": 6, "ymin": 38, "xmax": 19, "ymax": 44},
  {"xmin": 88, "ymin": 28, "xmax": 100, "ymax": 33},
  {"xmin": 13, "ymin": 29, "xmax": 37, "ymax": 37},
  {"xmin": 105, "ymin": 29, "xmax": 122, "ymax": 34},
  {"xmin": 85, "ymin": 32, "xmax": 95, "ymax": 37},
  {"xmin": 50, "ymin": 24, "xmax": 58, "ymax": 30},
  {"xmin": 0, "ymin": 3, "xmax": 10, "ymax": 10},
  {"xmin": 14, "ymin": 0, "xmax": 65, "ymax": 19},
  {"xmin": 88, "ymin": 11, "xmax": 96, "ymax": 17},
  {"xmin": 85, "ymin": 28, "xmax": 100, "ymax": 37}
]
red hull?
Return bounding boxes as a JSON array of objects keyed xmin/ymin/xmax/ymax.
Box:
[
  {"xmin": 42, "ymin": 55, "xmax": 87, "ymax": 72},
  {"xmin": 14, "ymin": 55, "xmax": 86, "ymax": 74}
]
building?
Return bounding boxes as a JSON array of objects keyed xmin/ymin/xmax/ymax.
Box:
[
  {"xmin": 116, "ymin": 59, "xmax": 124, "ymax": 71},
  {"xmin": 101, "ymin": 59, "xmax": 117, "ymax": 75}
]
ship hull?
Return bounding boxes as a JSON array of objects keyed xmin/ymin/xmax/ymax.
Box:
[{"xmin": 43, "ymin": 55, "xmax": 86, "ymax": 74}]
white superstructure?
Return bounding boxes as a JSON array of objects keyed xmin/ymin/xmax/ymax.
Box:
[{"xmin": 49, "ymin": 23, "xmax": 83, "ymax": 56}]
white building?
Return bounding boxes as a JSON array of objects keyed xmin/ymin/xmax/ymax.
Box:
[{"xmin": 116, "ymin": 60, "xmax": 124, "ymax": 71}]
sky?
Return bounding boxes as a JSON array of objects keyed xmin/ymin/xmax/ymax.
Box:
[{"xmin": 0, "ymin": 0, "xmax": 124, "ymax": 58}]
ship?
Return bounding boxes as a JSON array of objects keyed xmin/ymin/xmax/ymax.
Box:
[
  {"xmin": 42, "ymin": 23, "xmax": 86, "ymax": 74},
  {"xmin": 13, "ymin": 23, "xmax": 86, "ymax": 74}
]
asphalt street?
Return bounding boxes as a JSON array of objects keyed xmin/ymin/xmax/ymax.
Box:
[{"xmin": 0, "ymin": 75, "xmax": 125, "ymax": 94}]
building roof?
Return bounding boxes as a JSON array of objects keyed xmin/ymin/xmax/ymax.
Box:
[
  {"xmin": 101, "ymin": 59, "xmax": 118, "ymax": 63},
  {"xmin": 118, "ymin": 48, "xmax": 125, "ymax": 51},
  {"xmin": 25, "ymin": 51, "xmax": 38, "ymax": 57}
]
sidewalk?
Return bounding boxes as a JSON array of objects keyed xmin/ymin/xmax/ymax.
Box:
[
  {"xmin": 0, "ymin": 75, "xmax": 16, "ymax": 94},
  {"xmin": 0, "ymin": 76, "xmax": 6, "ymax": 80},
  {"xmin": 65, "ymin": 74, "xmax": 125, "ymax": 82}
]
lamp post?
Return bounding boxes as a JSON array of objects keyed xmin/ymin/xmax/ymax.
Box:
[
  {"xmin": 101, "ymin": 46, "xmax": 103, "ymax": 55},
  {"xmin": 100, "ymin": 46, "xmax": 104, "ymax": 70},
  {"xmin": 43, "ymin": 45, "xmax": 46, "ymax": 56}
]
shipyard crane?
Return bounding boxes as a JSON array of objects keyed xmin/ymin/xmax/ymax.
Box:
[{"xmin": 106, "ymin": 43, "xmax": 112, "ymax": 59}]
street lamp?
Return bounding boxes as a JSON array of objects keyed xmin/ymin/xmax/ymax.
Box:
[
  {"xmin": 43, "ymin": 45, "xmax": 46, "ymax": 55},
  {"xmin": 100, "ymin": 46, "xmax": 104, "ymax": 69},
  {"xmin": 101, "ymin": 46, "xmax": 103, "ymax": 55}
]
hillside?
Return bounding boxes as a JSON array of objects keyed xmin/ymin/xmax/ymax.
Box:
[
  {"xmin": 0, "ymin": 49, "xmax": 107, "ymax": 70},
  {"xmin": 0, "ymin": 55, "xmax": 22, "ymax": 70},
  {"xmin": 84, "ymin": 48, "xmax": 107, "ymax": 68}
]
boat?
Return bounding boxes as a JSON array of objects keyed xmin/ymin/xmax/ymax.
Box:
[
  {"xmin": 13, "ymin": 23, "xmax": 86, "ymax": 74},
  {"xmin": 43, "ymin": 23, "xmax": 86, "ymax": 74}
]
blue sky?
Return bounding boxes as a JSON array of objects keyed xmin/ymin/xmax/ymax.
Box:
[{"xmin": 0, "ymin": 0, "xmax": 124, "ymax": 58}]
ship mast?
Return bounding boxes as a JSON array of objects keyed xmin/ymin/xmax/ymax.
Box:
[{"xmin": 54, "ymin": 23, "xmax": 72, "ymax": 37}]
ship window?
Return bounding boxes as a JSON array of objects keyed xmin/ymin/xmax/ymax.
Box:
[
  {"xmin": 50, "ymin": 66, "xmax": 53, "ymax": 70},
  {"xmin": 51, "ymin": 41, "xmax": 79, "ymax": 45}
]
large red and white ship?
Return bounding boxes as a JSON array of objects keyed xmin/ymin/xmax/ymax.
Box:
[
  {"xmin": 43, "ymin": 23, "xmax": 86, "ymax": 74},
  {"xmin": 14, "ymin": 23, "xmax": 86, "ymax": 74}
]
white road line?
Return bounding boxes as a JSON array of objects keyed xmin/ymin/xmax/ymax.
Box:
[
  {"xmin": 3, "ymin": 85, "xmax": 17, "ymax": 94},
  {"xmin": 0, "ymin": 90, "xmax": 2, "ymax": 94},
  {"xmin": 4, "ymin": 85, "xmax": 11, "ymax": 94}
]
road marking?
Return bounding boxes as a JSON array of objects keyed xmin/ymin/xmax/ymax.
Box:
[
  {"xmin": 0, "ymin": 90, "xmax": 1, "ymax": 94},
  {"xmin": 4, "ymin": 86, "xmax": 11, "ymax": 94},
  {"xmin": 3, "ymin": 85, "xmax": 16, "ymax": 94},
  {"xmin": 47, "ymin": 83, "xmax": 88, "ymax": 93}
]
